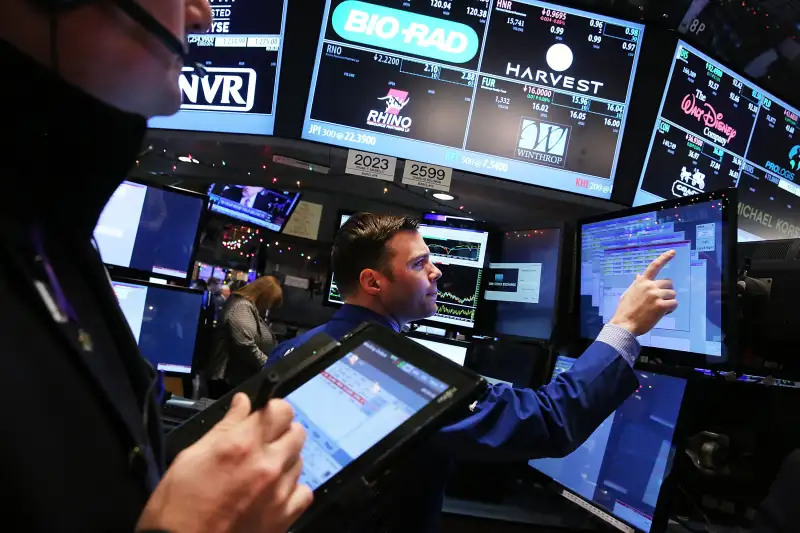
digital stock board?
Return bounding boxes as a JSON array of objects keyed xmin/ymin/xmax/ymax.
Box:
[
  {"xmin": 301, "ymin": 0, "xmax": 644, "ymax": 199},
  {"xmin": 150, "ymin": 0, "xmax": 289, "ymax": 135},
  {"xmin": 634, "ymin": 42, "xmax": 800, "ymax": 241}
]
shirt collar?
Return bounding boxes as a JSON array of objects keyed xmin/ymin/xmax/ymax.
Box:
[{"xmin": 333, "ymin": 304, "xmax": 401, "ymax": 333}]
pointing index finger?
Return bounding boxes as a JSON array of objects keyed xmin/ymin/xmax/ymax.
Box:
[{"xmin": 642, "ymin": 250, "xmax": 676, "ymax": 280}]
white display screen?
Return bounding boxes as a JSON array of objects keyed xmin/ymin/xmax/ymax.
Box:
[{"xmin": 408, "ymin": 337, "xmax": 468, "ymax": 366}]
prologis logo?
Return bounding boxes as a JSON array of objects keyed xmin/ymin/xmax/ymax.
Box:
[
  {"xmin": 178, "ymin": 67, "xmax": 256, "ymax": 112},
  {"xmin": 790, "ymin": 145, "xmax": 800, "ymax": 170},
  {"xmin": 672, "ymin": 166, "xmax": 706, "ymax": 198},
  {"xmin": 331, "ymin": 1, "xmax": 480, "ymax": 64},
  {"xmin": 367, "ymin": 89, "xmax": 412, "ymax": 132}
]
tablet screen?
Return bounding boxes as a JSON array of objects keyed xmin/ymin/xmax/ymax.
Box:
[{"xmin": 287, "ymin": 340, "xmax": 451, "ymax": 490}]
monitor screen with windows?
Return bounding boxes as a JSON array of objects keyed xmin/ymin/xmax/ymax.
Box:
[
  {"xmin": 207, "ymin": 184, "xmax": 301, "ymax": 233},
  {"xmin": 111, "ymin": 280, "xmax": 203, "ymax": 374},
  {"xmin": 484, "ymin": 228, "xmax": 561, "ymax": 340},
  {"xmin": 148, "ymin": 0, "xmax": 289, "ymax": 135},
  {"xmin": 530, "ymin": 356, "xmax": 687, "ymax": 533},
  {"xmin": 579, "ymin": 192, "xmax": 734, "ymax": 357},
  {"xmin": 632, "ymin": 41, "xmax": 800, "ymax": 242},
  {"xmin": 94, "ymin": 181, "xmax": 205, "ymax": 280}
]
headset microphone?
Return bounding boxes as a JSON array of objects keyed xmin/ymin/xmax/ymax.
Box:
[
  {"xmin": 45, "ymin": 0, "xmax": 207, "ymax": 77},
  {"xmin": 112, "ymin": 0, "xmax": 207, "ymax": 77}
]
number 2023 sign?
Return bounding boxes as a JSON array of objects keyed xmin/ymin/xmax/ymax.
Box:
[
  {"xmin": 402, "ymin": 160, "xmax": 453, "ymax": 192},
  {"xmin": 345, "ymin": 149, "xmax": 397, "ymax": 181}
]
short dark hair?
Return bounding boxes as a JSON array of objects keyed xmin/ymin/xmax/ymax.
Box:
[{"xmin": 332, "ymin": 213, "xmax": 419, "ymax": 296}]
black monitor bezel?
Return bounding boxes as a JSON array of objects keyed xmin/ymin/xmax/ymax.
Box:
[
  {"xmin": 100, "ymin": 180, "xmax": 208, "ymax": 287},
  {"xmin": 575, "ymin": 188, "xmax": 738, "ymax": 370},
  {"xmin": 478, "ymin": 225, "xmax": 566, "ymax": 344},
  {"xmin": 206, "ymin": 183, "xmax": 303, "ymax": 234},
  {"xmin": 109, "ymin": 275, "xmax": 205, "ymax": 376}
]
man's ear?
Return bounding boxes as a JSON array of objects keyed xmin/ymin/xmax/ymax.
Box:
[{"xmin": 359, "ymin": 269, "xmax": 382, "ymax": 296}]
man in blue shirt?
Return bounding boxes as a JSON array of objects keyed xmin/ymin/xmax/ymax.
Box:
[{"xmin": 269, "ymin": 213, "xmax": 678, "ymax": 532}]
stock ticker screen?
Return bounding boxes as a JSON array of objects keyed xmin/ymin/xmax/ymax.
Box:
[
  {"xmin": 302, "ymin": 0, "xmax": 644, "ymax": 199},
  {"xmin": 633, "ymin": 42, "xmax": 800, "ymax": 241},
  {"xmin": 149, "ymin": 0, "xmax": 289, "ymax": 135},
  {"xmin": 580, "ymin": 197, "xmax": 729, "ymax": 357}
]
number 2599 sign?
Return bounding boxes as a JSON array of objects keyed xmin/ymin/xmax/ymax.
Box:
[
  {"xmin": 402, "ymin": 161, "xmax": 452, "ymax": 192},
  {"xmin": 345, "ymin": 150, "xmax": 397, "ymax": 182}
]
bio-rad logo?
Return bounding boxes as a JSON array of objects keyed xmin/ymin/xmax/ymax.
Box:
[
  {"xmin": 765, "ymin": 145, "xmax": 800, "ymax": 181},
  {"xmin": 367, "ymin": 89, "xmax": 412, "ymax": 132},
  {"xmin": 178, "ymin": 67, "xmax": 256, "ymax": 112},
  {"xmin": 331, "ymin": 0, "xmax": 479, "ymax": 64},
  {"xmin": 516, "ymin": 118, "xmax": 570, "ymax": 166},
  {"xmin": 506, "ymin": 43, "xmax": 605, "ymax": 95},
  {"xmin": 672, "ymin": 166, "xmax": 706, "ymax": 198}
]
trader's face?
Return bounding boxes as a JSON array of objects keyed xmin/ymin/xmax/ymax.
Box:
[
  {"xmin": 380, "ymin": 230, "xmax": 442, "ymax": 324},
  {"xmin": 52, "ymin": 0, "xmax": 212, "ymax": 117},
  {"xmin": 242, "ymin": 186, "xmax": 264, "ymax": 198}
]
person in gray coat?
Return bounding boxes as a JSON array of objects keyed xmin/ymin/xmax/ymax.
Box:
[{"xmin": 209, "ymin": 275, "xmax": 283, "ymax": 397}]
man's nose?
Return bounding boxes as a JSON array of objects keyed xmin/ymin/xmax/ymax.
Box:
[{"xmin": 186, "ymin": 0, "xmax": 213, "ymax": 34}]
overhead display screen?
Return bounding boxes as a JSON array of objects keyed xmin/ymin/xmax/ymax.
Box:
[
  {"xmin": 149, "ymin": 0, "xmax": 289, "ymax": 135},
  {"xmin": 633, "ymin": 42, "xmax": 800, "ymax": 242},
  {"xmin": 302, "ymin": 0, "xmax": 644, "ymax": 199}
]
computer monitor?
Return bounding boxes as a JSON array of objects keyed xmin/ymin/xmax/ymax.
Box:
[
  {"xmin": 530, "ymin": 356, "xmax": 688, "ymax": 533},
  {"xmin": 483, "ymin": 228, "xmax": 562, "ymax": 341},
  {"xmin": 407, "ymin": 333, "xmax": 469, "ymax": 366},
  {"xmin": 111, "ymin": 279, "xmax": 204, "ymax": 374},
  {"xmin": 207, "ymin": 184, "xmax": 301, "ymax": 233},
  {"xmin": 94, "ymin": 181, "xmax": 206, "ymax": 281},
  {"xmin": 579, "ymin": 190, "xmax": 736, "ymax": 360},
  {"xmin": 418, "ymin": 224, "xmax": 488, "ymax": 330}
]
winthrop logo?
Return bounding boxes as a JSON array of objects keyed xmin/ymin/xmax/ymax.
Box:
[
  {"xmin": 507, "ymin": 43, "xmax": 605, "ymax": 95},
  {"xmin": 516, "ymin": 118, "xmax": 570, "ymax": 166},
  {"xmin": 178, "ymin": 67, "xmax": 257, "ymax": 112},
  {"xmin": 367, "ymin": 89, "xmax": 412, "ymax": 132},
  {"xmin": 331, "ymin": 0, "xmax": 479, "ymax": 64}
]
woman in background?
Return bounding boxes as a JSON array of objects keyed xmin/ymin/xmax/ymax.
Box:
[{"xmin": 208, "ymin": 276, "xmax": 283, "ymax": 398}]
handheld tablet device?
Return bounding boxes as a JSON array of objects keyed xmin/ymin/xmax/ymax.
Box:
[{"xmin": 166, "ymin": 323, "xmax": 487, "ymax": 528}]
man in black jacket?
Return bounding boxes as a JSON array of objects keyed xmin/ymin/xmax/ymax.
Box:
[{"xmin": 0, "ymin": 1, "xmax": 311, "ymax": 532}]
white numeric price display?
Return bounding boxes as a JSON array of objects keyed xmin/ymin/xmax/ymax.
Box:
[
  {"xmin": 345, "ymin": 150, "xmax": 397, "ymax": 181},
  {"xmin": 402, "ymin": 161, "xmax": 453, "ymax": 191}
]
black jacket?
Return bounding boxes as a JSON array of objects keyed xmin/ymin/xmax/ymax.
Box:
[{"xmin": 0, "ymin": 41, "xmax": 164, "ymax": 530}]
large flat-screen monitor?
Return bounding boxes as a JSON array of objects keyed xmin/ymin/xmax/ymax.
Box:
[
  {"xmin": 632, "ymin": 41, "xmax": 800, "ymax": 242},
  {"xmin": 149, "ymin": 0, "xmax": 289, "ymax": 135},
  {"xmin": 94, "ymin": 181, "xmax": 206, "ymax": 281},
  {"xmin": 208, "ymin": 184, "xmax": 301, "ymax": 232},
  {"xmin": 407, "ymin": 333, "xmax": 469, "ymax": 366},
  {"xmin": 530, "ymin": 356, "xmax": 688, "ymax": 533},
  {"xmin": 301, "ymin": 0, "xmax": 644, "ymax": 200},
  {"xmin": 484, "ymin": 228, "xmax": 561, "ymax": 341},
  {"xmin": 111, "ymin": 279, "xmax": 204, "ymax": 374},
  {"xmin": 579, "ymin": 191, "xmax": 735, "ymax": 359},
  {"xmin": 325, "ymin": 213, "xmax": 354, "ymax": 306}
]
